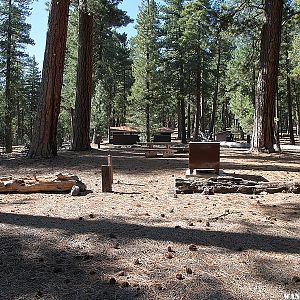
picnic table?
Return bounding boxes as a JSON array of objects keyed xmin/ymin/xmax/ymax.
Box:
[{"xmin": 140, "ymin": 142, "xmax": 178, "ymax": 158}]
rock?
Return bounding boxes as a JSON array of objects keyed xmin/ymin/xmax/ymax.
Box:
[
  {"xmin": 189, "ymin": 244, "xmax": 197, "ymax": 251},
  {"xmin": 186, "ymin": 266, "xmax": 193, "ymax": 274},
  {"xmin": 166, "ymin": 253, "xmax": 174, "ymax": 259},
  {"xmin": 70, "ymin": 185, "xmax": 80, "ymax": 196},
  {"xmin": 109, "ymin": 277, "xmax": 117, "ymax": 285},
  {"xmin": 76, "ymin": 181, "xmax": 87, "ymax": 192},
  {"xmin": 176, "ymin": 273, "xmax": 183, "ymax": 280}
]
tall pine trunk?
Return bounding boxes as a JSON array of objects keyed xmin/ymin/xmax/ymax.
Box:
[
  {"xmin": 193, "ymin": 65, "xmax": 203, "ymax": 141},
  {"xmin": 179, "ymin": 61, "xmax": 186, "ymax": 143},
  {"xmin": 187, "ymin": 102, "xmax": 191, "ymax": 140},
  {"xmin": 209, "ymin": 35, "xmax": 221, "ymax": 136},
  {"xmin": 251, "ymin": 0, "xmax": 283, "ymax": 152},
  {"xmin": 72, "ymin": 0, "xmax": 93, "ymax": 151},
  {"xmin": 285, "ymin": 31, "xmax": 295, "ymax": 145},
  {"xmin": 4, "ymin": 0, "xmax": 13, "ymax": 153},
  {"xmin": 28, "ymin": 0, "xmax": 70, "ymax": 158}
]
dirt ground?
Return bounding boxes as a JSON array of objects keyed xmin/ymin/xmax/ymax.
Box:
[{"xmin": 0, "ymin": 144, "xmax": 299, "ymax": 300}]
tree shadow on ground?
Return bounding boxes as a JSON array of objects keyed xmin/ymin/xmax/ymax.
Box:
[
  {"xmin": 221, "ymin": 160, "xmax": 300, "ymax": 173},
  {"xmin": 251, "ymin": 256, "xmax": 300, "ymax": 294},
  {"xmin": 0, "ymin": 233, "xmax": 140, "ymax": 300},
  {"xmin": 0, "ymin": 214, "xmax": 258, "ymax": 300},
  {"xmin": 0, "ymin": 148, "xmax": 189, "ymax": 176},
  {"xmin": 222, "ymin": 172, "xmax": 269, "ymax": 182},
  {"xmin": 258, "ymin": 201, "xmax": 300, "ymax": 222},
  {"xmin": 0, "ymin": 213, "xmax": 299, "ymax": 255},
  {"xmin": 1, "ymin": 147, "xmax": 300, "ymax": 177}
]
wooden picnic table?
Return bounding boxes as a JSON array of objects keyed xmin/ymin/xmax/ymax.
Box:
[{"xmin": 140, "ymin": 142, "xmax": 178, "ymax": 158}]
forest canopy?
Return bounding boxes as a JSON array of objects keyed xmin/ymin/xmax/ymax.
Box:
[{"xmin": 0, "ymin": 0, "xmax": 299, "ymax": 157}]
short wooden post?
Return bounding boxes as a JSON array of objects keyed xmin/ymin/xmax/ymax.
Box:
[
  {"xmin": 102, "ymin": 165, "xmax": 112, "ymax": 192},
  {"xmin": 108, "ymin": 155, "xmax": 113, "ymax": 184}
]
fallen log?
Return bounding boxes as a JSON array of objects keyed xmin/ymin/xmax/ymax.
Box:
[
  {"xmin": 0, "ymin": 173, "xmax": 86, "ymax": 194},
  {"xmin": 175, "ymin": 176, "xmax": 300, "ymax": 194}
]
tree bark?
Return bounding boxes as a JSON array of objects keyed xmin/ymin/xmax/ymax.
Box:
[
  {"xmin": 146, "ymin": 103, "xmax": 151, "ymax": 142},
  {"xmin": 179, "ymin": 61, "xmax": 186, "ymax": 143},
  {"xmin": 72, "ymin": 0, "xmax": 93, "ymax": 151},
  {"xmin": 193, "ymin": 65, "xmax": 203, "ymax": 141},
  {"xmin": 28, "ymin": 0, "xmax": 70, "ymax": 158},
  {"xmin": 209, "ymin": 34, "xmax": 221, "ymax": 136},
  {"xmin": 251, "ymin": 0, "xmax": 283, "ymax": 152},
  {"xmin": 285, "ymin": 31, "xmax": 295, "ymax": 145},
  {"xmin": 4, "ymin": 0, "xmax": 13, "ymax": 153},
  {"xmin": 187, "ymin": 102, "xmax": 191, "ymax": 140}
]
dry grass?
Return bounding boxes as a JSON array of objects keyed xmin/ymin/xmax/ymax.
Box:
[{"xmin": 0, "ymin": 145, "xmax": 299, "ymax": 300}]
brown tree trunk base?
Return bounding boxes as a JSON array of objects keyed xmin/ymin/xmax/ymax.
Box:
[{"xmin": 176, "ymin": 176, "xmax": 300, "ymax": 194}]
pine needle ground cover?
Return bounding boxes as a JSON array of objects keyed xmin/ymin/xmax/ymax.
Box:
[{"xmin": 0, "ymin": 146, "xmax": 299, "ymax": 300}]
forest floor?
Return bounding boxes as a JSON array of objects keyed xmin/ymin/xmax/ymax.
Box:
[{"xmin": 0, "ymin": 143, "xmax": 299, "ymax": 300}]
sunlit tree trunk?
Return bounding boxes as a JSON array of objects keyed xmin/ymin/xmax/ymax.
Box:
[
  {"xmin": 72, "ymin": 0, "xmax": 93, "ymax": 151},
  {"xmin": 28, "ymin": 0, "xmax": 70, "ymax": 158},
  {"xmin": 4, "ymin": 0, "xmax": 13, "ymax": 153},
  {"xmin": 251, "ymin": 0, "xmax": 283, "ymax": 152}
]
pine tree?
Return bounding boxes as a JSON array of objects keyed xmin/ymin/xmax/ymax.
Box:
[
  {"xmin": 251, "ymin": 0, "xmax": 284, "ymax": 152},
  {"xmin": 161, "ymin": 0, "xmax": 186, "ymax": 142},
  {"xmin": 71, "ymin": 0, "xmax": 93, "ymax": 151},
  {"xmin": 62, "ymin": 1, "xmax": 131, "ymax": 147},
  {"xmin": 179, "ymin": 0, "xmax": 212, "ymax": 139},
  {"xmin": 23, "ymin": 56, "xmax": 41, "ymax": 143},
  {"xmin": 0, "ymin": 0, "xmax": 33, "ymax": 152},
  {"xmin": 92, "ymin": 31, "xmax": 132, "ymax": 138},
  {"xmin": 28, "ymin": 0, "xmax": 70, "ymax": 158},
  {"xmin": 131, "ymin": 0, "xmax": 161, "ymax": 141}
]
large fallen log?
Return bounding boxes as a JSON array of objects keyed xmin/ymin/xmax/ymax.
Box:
[
  {"xmin": 0, "ymin": 173, "xmax": 86, "ymax": 194},
  {"xmin": 175, "ymin": 176, "xmax": 300, "ymax": 194}
]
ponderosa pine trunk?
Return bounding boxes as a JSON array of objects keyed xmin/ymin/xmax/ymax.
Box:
[
  {"xmin": 285, "ymin": 31, "xmax": 295, "ymax": 145},
  {"xmin": 209, "ymin": 35, "xmax": 221, "ymax": 137},
  {"xmin": 27, "ymin": 0, "xmax": 70, "ymax": 158},
  {"xmin": 4, "ymin": 0, "xmax": 13, "ymax": 153},
  {"xmin": 251, "ymin": 0, "xmax": 283, "ymax": 152},
  {"xmin": 179, "ymin": 60, "xmax": 186, "ymax": 143},
  {"xmin": 187, "ymin": 102, "xmax": 191, "ymax": 140},
  {"xmin": 193, "ymin": 66, "xmax": 203, "ymax": 141},
  {"xmin": 72, "ymin": 0, "xmax": 93, "ymax": 151}
]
